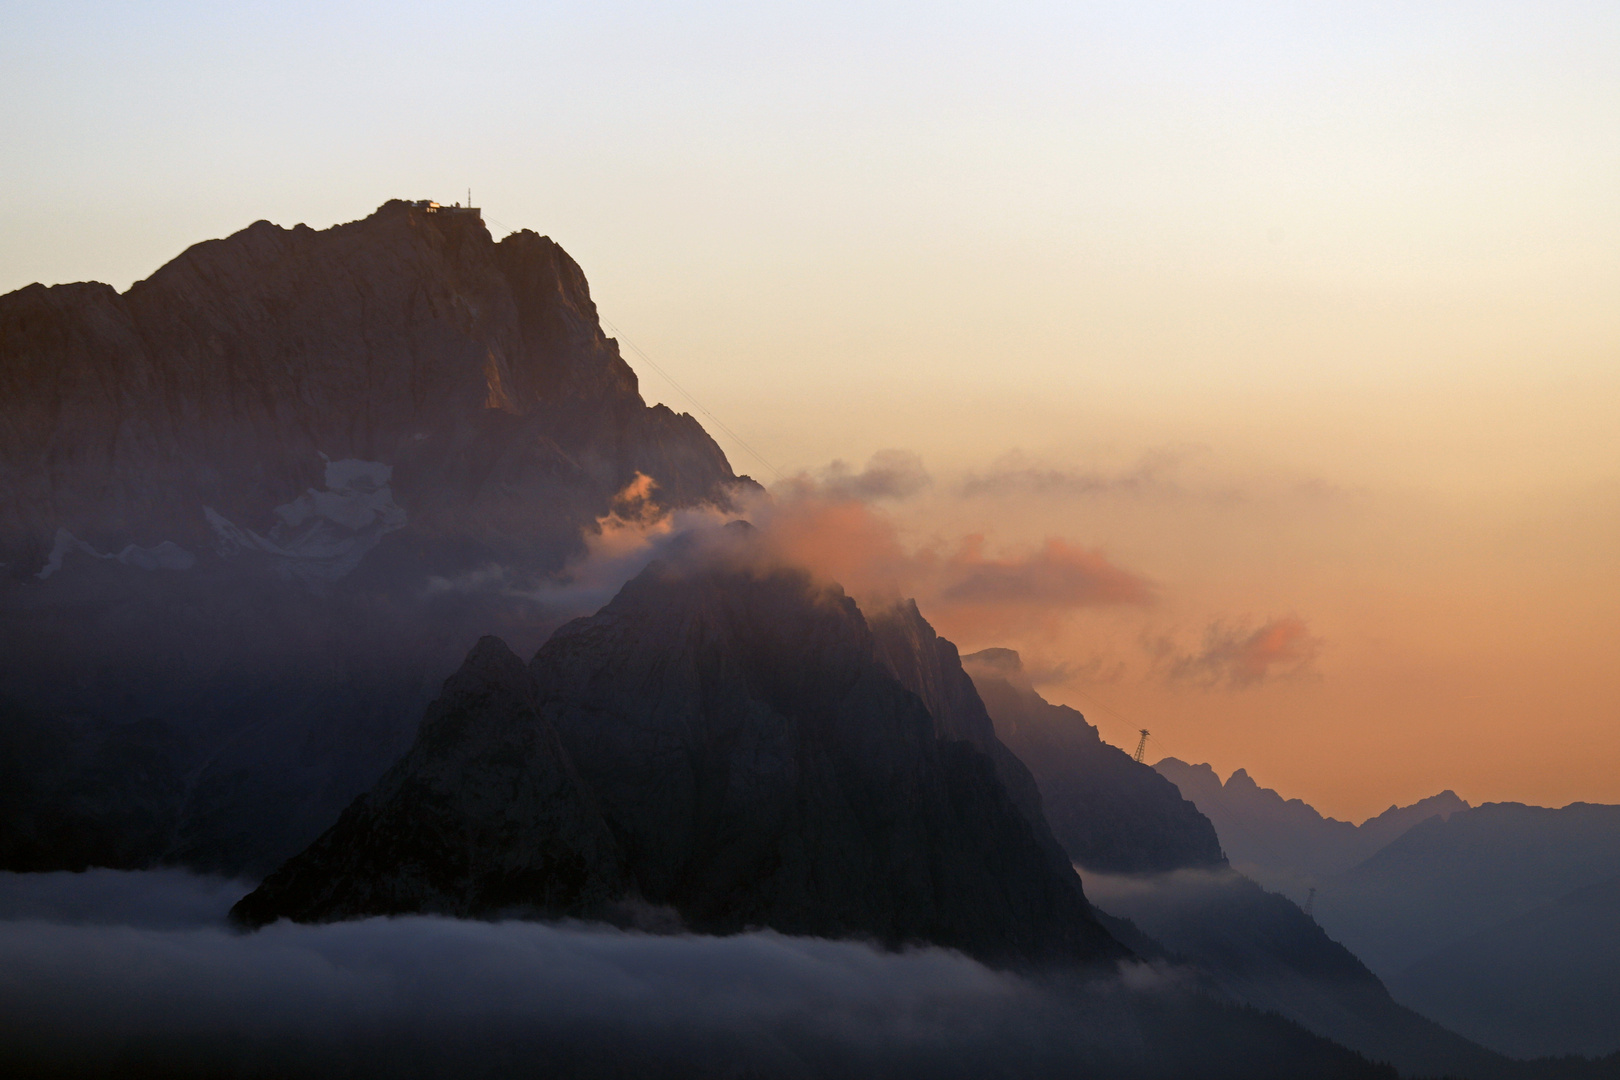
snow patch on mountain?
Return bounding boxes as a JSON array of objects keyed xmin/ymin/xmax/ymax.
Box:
[
  {"xmin": 36, "ymin": 529, "xmax": 196, "ymax": 581},
  {"xmin": 206, "ymin": 458, "xmax": 406, "ymax": 585}
]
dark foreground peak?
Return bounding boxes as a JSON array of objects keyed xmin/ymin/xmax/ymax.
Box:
[{"xmin": 236, "ymin": 558, "xmax": 1124, "ymax": 967}]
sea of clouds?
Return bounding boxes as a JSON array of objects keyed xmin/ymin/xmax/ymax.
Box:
[{"xmin": 0, "ymin": 870, "xmax": 1174, "ymax": 1079}]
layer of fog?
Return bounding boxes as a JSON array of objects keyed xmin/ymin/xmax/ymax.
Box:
[{"xmin": 0, "ymin": 870, "xmax": 1185, "ymax": 1079}]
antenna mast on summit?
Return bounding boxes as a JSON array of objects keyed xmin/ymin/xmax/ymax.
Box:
[
  {"xmin": 1133, "ymin": 729, "xmax": 1150, "ymax": 764},
  {"xmin": 1305, "ymin": 888, "xmax": 1317, "ymax": 919}
]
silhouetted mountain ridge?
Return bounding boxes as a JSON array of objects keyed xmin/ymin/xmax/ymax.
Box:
[
  {"xmin": 1154, "ymin": 757, "xmax": 1469, "ymax": 896},
  {"xmin": 960, "ymin": 649, "xmax": 1224, "ymax": 874},
  {"xmin": 236, "ymin": 541, "xmax": 1123, "ymax": 966},
  {"xmin": 1316, "ymin": 800, "xmax": 1620, "ymax": 979}
]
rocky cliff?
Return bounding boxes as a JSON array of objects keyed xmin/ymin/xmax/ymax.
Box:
[
  {"xmin": 866, "ymin": 600, "xmax": 1069, "ymax": 869},
  {"xmin": 236, "ymin": 535, "xmax": 1124, "ymax": 967},
  {"xmin": 0, "ymin": 202, "xmax": 744, "ymax": 874},
  {"xmin": 0, "ymin": 200, "xmax": 737, "ymax": 572},
  {"xmin": 230, "ymin": 636, "xmax": 627, "ymax": 926}
]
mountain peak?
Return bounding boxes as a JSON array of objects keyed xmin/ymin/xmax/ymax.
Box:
[
  {"xmin": 235, "ymin": 550, "xmax": 1123, "ymax": 965},
  {"xmin": 0, "ymin": 201, "xmax": 740, "ymax": 576}
]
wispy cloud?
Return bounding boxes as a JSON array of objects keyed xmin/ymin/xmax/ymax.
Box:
[
  {"xmin": 751, "ymin": 481, "xmax": 1153, "ymax": 630},
  {"xmin": 939, "ymin": 536, "xmax": 1153, "ymax": 609},
  {"xmin": 1147, "ymin": 617, "xmax": 1322, "ymax": 690},
  {"xmin": 957, "ymin": 449, "xmax": 1195, "ymax": 500},
  {"xmin": 418, "ymin": 453, "xmax": 1163, "ymax": 664},
  {"xmin": 809, "ymin": 450, "xmax": 931, "ymax": 501}
]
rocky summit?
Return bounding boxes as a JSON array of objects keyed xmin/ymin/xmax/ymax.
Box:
[
  {"xmin": 0, "ymin": 199, "xmax": 737, "ymax": 574},
  {"xmin": 236, "ymin": 534, "xmax": 1125, "ymax": 967}
]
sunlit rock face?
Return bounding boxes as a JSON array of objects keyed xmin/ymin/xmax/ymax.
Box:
[
  {"xmin": 0, "ymin": 203, "xmax": 743, "ymax": 875},
  {"xmin": 238, "ymin": 542, "xmax": 1126, "ymax": 968},
  {"xmin": 0, "ymin": 200, "xmax": 737, "ymax": 574}
]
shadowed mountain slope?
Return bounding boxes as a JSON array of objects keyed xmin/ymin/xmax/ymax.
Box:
[
  {"xmin": 237, "ymin": 539, "xmax": 1124, "ymax": 967},
  {"xmin": 1388, "ymin": 875, "xmax": 1620, "ymax": 1060},
  {"xmin": 1084, "ymin": 867, "xmax": 1527, "ymax": 1080},
  {"xmin": 867, "ymin": 601, "xmax": 1072, "ymax": 872},
  {"xmin": 956, "ymin": 650, "xmax": 1552, "ymax": 1080},
  {"xmin": 230, "ymin": 636, "xmax": 627, "ymax": 927}
]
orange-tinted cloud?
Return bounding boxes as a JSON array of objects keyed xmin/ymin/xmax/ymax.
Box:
[
  {"xmin": 957, "ymin": 450, "xmax": 1187, "ymax": 500},
  {"xmin": 939, "ymin": 535, "xmax": 1154, "ymax": 608},
  {"xmin": 740, "ymin": 473, "xmax": 1154, "ymax": 650},
  {"xmin": 567, "ymin": 460, "xmax": 1156, "ymax": 647},
  {"xmin": 1148, "ymin": 617, "xmax": 1322, "ymax": 689}
]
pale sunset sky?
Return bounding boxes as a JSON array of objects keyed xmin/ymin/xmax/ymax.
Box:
[{"xmin": 3, "ymin": 1, "xmax": 1617, "ymax": 820}]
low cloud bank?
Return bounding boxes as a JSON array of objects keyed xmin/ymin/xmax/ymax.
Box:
[
  {"xmin": 0, "ymin": 871, "xmax": 1135, "ymax": 1079},
  {"xmin": 0, "ymin": 871, "xmax": 1381, "ymax": 1080}
]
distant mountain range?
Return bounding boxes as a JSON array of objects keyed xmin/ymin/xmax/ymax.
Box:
[
  {"xmin": 1389, "ymin": 875, "xmax": 1620, "ymax": 1059},
  {"xmin": 959, "ymin": 653, "xmax": 1560, "ymax": 1080},
  {"xmin": 1154, "ymin": 758, "xmax": 1620, "ymax": 1061},
  {"xmin": 1153, "ymin": 757, "xmax": 1469, "ymax": 898},
  {"xmin": 1313, "ymin": 800, "xmax": 1620, "ymax": 980}
]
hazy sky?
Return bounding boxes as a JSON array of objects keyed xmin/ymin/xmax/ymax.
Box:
[{"xmin": 4, "ymin": 1, "xmax": 1618, "ymax": 820}]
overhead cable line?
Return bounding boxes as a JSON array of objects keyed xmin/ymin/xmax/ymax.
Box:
[
  {"xmin": 480, "ymin": 212, "xmax": 783, "ymax": 481},
  {"xmin": 600, "ymin": 317, "xmax": 784, "ymax": 483},
  {"xmin": 1066, "ymin": 685, "xmax": 1178, "ymax": 762}
]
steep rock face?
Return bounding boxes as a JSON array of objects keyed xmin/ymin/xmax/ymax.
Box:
[
  {"xmin": 240, "ymin": 540, "xmax": 1124, "ymax": 966},
  {"xmin": 961, "ymin": 649, "xmax": 1224, "ymax": 874},
  {"xmin": 232, "ymin": 636, "xmax": 626, "ymax": 926},
  {"xmin": 530, "ymin": 552, "xmax": 1120, "ymax": 964},
  {"xmin": 0, "ymin": 201, "xmax": 737, "ymax": 569},
  {"xmin": 866, "ymin": 600, "xmax": 1066, "ymax": 869},
  {"xmin": 1154, "ymin": 757, "xmax": 1468, "ymax": 897},
  {"xmin": 0, "ymin": 202, "xmax": 744, "ymax": 875}
]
